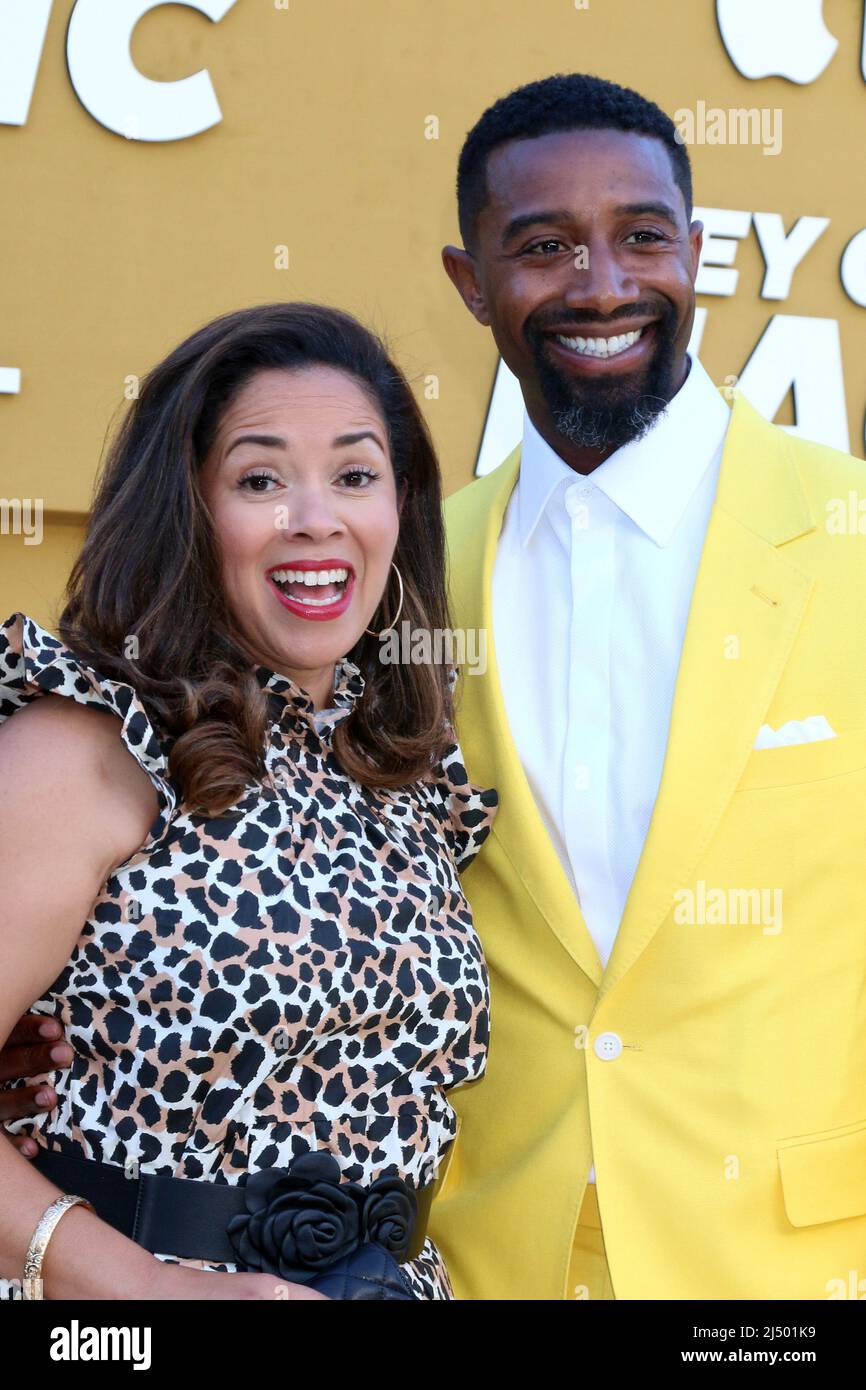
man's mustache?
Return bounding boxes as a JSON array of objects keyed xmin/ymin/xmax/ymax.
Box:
[{"xmin": 525, "ymin": 303, "xmax": 672, "ymax": 339}]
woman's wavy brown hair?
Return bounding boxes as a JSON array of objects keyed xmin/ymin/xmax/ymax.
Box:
[{"xmin": 59, "ymin": 302, "xmax": 454, "ymax": 815}]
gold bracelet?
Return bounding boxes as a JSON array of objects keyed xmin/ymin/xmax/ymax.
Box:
[{"xmin": 22, "ymin": 1193, "xmax": 94, "ymax": 1300}]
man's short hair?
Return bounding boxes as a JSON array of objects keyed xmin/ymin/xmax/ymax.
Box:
[{"xmin": 456, "ymin": 72, "xmax": 693, "ymax": 253}]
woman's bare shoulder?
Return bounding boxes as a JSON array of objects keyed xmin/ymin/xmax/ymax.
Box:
[{"xmin": 0, "ymin": 694, "xmax": 159, "ymax": 875}]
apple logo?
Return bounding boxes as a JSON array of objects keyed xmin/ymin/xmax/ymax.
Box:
[{"xmin": 717, "ymin": 0, "xmax": 838, "ymax": 84}]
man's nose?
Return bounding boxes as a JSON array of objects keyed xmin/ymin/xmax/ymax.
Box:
[{"xmin": 561, "ymin": 239, "xmax": 641, "ymax": 319}]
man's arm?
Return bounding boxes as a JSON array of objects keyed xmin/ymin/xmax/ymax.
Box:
[{"xmin": 0, "ymin": 1013, "xmax": 72, "ymax": 1154}]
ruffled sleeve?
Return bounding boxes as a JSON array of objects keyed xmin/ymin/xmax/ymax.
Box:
[
  {"xmin": 429, "ymin": 737, "xmax": 499, "ymax": 873},
  {"xmin": 420, "ymin": 665, "xmax": 498, "ymax": 872},
  {"xmin": 0, "ymin": 612, "xmax": 178, "ymax": 854}
]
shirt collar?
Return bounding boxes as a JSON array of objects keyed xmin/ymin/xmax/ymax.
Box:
[
  {"xmin": 254, "ymin": 658, "xmax": 365, "ymax": 728},
  {"xmin": 518, "ymin": 354, "xmax": 732, "ymax": 549}
]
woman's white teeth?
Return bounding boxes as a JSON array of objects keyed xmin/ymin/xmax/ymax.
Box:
[
  {"xmin": 283, "ymin": 590, "xmax": 341, "ymax": 606},
  {"xmin": 270, "ymin": 567, "xmax": 349, "ymax": 586},
  {"xmin": 556, "ymin": 327, "xmax": 643, "ymax": 358},
  {"xmin": 269, "ymin": 566, "xmax": 350, "ymax": 607}
]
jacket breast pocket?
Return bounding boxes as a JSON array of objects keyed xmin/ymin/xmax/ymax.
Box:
[
  {"xmin": 777, "ymin": 1117, "xmax": 866, "ymax": 1227},
  {"xmin": 737, "ymin": 727, "xmax": 866, "ymax": 791}
]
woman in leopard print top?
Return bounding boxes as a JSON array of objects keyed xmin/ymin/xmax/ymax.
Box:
[{"xmin": 0, "ymin": 303, "xmax": 497, "ymax": 1301}]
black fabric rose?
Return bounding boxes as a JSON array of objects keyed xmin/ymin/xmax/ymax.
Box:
[
  {"xmin": 361, "ymin": 1174, "xmax": 418, "ymax": 1259},
  {"xmin": 227, "ymin": 1152, "xmax": 364, "ymax": 1282}
]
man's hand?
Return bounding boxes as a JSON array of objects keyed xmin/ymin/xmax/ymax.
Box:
[{"xmin": 0, "ymin": 1013, "xmax": 73, "ymax": 1156}]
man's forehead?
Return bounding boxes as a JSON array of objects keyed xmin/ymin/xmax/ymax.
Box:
[{"xmin": 482, "ymin": 128, "xmax": 678, "ymax": 215}]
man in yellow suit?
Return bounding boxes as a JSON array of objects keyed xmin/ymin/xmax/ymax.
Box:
[{"xmin": 429, "ymin": 73, "xmax": 866, "ymax": 1300}]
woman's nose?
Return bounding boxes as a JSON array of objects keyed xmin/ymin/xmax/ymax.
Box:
[{"xmin": 279, "ymin": 488, "xmax": 345, "ymax": 539}]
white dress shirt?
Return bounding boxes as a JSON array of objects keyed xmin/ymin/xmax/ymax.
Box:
[{"xmin": 491, "ymin": 354, "xmax": 731, "ymax": 1183}]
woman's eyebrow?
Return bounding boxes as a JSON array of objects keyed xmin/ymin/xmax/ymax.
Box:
[
  {"xmin": 333, "ymin": 430, "xmax": 385, "ymax": 454},
  {"xmin": 225, "ymin": 429, "xmax": 384, "ymax": 458},
  {"xmin": 225, "ymin": 433, "xmax": 287, "ymax": 458}
]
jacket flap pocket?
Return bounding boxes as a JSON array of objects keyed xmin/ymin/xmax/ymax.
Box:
[{"xmin": 777, "ymin": 1117, "xmax": 866, "ymax": 1227}]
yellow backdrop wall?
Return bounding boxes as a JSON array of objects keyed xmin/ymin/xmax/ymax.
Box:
[{"xmin": 2, "ymin": 0, "xmax": 864, "ymax": 629}]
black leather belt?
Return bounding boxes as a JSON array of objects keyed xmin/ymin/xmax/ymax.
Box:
[{"xmin": 33, "ymin": 1148, "xmax": 433, "ymax": 1267}]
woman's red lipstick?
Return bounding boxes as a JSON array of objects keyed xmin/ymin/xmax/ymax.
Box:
[{"xmin": 266, "ymin": 559, "xmax": 355, "ymax": 622}]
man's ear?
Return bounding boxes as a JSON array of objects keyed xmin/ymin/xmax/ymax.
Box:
[
  {"xmin": 441, "ymin": 245, "xmax": 491, "ymax": 327},
  {"xmin": 688, "ymin": 219, "xmax": 703, "ymax": 283}
]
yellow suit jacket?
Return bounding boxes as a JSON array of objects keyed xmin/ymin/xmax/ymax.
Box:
[{"xmin": 429, "ymin": 387, "xmax": 866, "ymax": 1300}]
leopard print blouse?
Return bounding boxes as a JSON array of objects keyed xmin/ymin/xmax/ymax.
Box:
[{"xmin": 0, "ymin": 613, "xmax": 498, "ymax": 1300}]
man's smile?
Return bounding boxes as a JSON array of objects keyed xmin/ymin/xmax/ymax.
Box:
[{"xmin": 543, "ymin": 321, "xmax": 657, "ymax": 375}]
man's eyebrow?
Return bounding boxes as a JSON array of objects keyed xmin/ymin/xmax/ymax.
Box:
[
  {"xmin": 225, "ymin": 433, "xmax": 287, "ymax": 458},
  {"xmin": 501, "ymin": 209, "xmax": 574, "ymax": 245},
  {"xmin": 613, "ymin": 200, "xmax": 680, "ymax": 224}
]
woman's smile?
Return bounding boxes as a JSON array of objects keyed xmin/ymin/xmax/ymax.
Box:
[{"xmin": 265, "ymin": 558, "xmax": 356, "ymax": 622}]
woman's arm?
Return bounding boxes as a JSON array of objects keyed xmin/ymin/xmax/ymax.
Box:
[{"xmin": 0, "ymin": 696, "xmax": 323, "ymax": 1300}]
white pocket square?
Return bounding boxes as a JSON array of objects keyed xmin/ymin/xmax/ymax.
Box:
[{"xmin": 753, "ymin": 715, "xmax": 837, "ymax": 749}]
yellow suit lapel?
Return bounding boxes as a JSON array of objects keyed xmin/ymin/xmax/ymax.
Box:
[
  {"xmin": 446, "ymin": 448, "xmax": 604, "ymax": 986},
  {"xmin": 599, "ymin": 390, "xmax": 816, "ymax": 997},
  {"xmin": 448, "ymin": 389, "xmax": 816, "ymax": 1000}
]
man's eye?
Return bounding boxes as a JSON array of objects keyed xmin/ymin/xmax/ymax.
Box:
[
  {"xmin": 522, "ymin": 239, "xmax": 567, "ymax": 256},
  {"xmin": 339, "ymin": 468, "xmax": 377, "ymax": 488},
  {"xmin": 239, "ymin": 472, "xmax": 280, "ymax": 492},
  {"xmin": 625, "ymin": 229, "xmax": 666, "ymax": 244}
]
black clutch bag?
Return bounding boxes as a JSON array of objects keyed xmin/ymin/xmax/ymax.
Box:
[{"xmin": 307, "ymin": 1242, "xmax": 418, "ymax": 1300}]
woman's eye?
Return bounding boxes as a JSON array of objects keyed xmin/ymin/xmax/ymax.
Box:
[
  {"xmin": 338, "ymin": 467, "xmax": 377, "ymax": 488},
  {"xmin": 239, "ymin": 471, "xmax": 280, "ymax": 492}
]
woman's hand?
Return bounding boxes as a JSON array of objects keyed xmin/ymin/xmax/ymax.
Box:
[{"xmin": 0, "ymin": 1014, "xmax": 72, "ymax": 1155}]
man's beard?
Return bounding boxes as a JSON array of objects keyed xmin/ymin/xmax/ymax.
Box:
[{"xmin": 526, "ymin": 302, "xmax": 681, "ymax": 452}]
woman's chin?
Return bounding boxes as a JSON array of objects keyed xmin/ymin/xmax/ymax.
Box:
[{"xmin": 264, "ymin": 625, "xmax": 363, "ymax": 679}]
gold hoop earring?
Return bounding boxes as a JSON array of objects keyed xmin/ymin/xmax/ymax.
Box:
[{"xmin": 365, "ymin": 562, "xmax": 404, "ymax": 637}]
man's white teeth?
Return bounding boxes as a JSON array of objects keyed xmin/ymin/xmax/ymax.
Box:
[
  {"xmin": 270, "ymin": 567, "xmax": 349, "ymax": 586},
  {"xmin": 556, "ymin": 327, "xmax": 644, "ymax": 358}
]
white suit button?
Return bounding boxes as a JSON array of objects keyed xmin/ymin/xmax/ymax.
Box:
[{"xmin": 593, "ymin": 1031, "xmax": 622, "ymax": 1060}]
